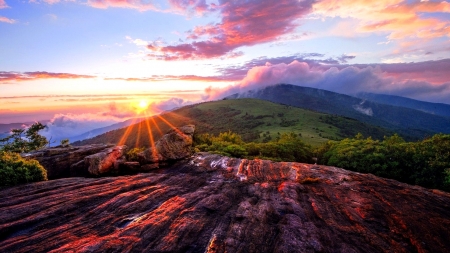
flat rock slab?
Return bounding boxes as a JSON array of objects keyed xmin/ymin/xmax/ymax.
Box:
[{"xmin": 1, "ymin": 153, "xmax": 449, "ymax": 253}]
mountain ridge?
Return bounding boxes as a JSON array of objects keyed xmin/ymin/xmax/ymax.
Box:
[{"xmin": 225, "ymin": 84, "xmax": 450, "ymax": 139}]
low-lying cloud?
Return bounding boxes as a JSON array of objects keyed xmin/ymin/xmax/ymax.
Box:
[{"xmin": 205, "ymin": 59, "xmax": 450, "ymax": 104}]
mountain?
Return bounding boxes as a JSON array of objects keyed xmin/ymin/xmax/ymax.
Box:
[
  {"xmin": 356, "ymin": 92, "xmax": 450, "ymax": 118},
  {"xmin": 0, "ymin": 120, "xmax": 50, "ymax": 134},
  {"xmin": 0, "ymin": 121, "xmax": 51, "ymax": 140},
  {"xmin": 1, "ymin": 153, "xmax": 449, "ymax": 252},
  {"xmin": 73, "ymin": 99, "xmax": 394, "ymax": 148},
  {"xmin": 68, "ymin": 117, "xmax": 145, "ymax": 143},
  {"xmin": 225, "ymin": 84, "xmax": 450, "ymax": 139}
]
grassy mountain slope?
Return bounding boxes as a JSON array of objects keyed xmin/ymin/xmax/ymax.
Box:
[
  {"xmin": 73, "ymin": 99, "xmax": 393, "ymax": 148},
  {"xmin": 226, "ymin": 84, "xmax": 450, "ymax": 139},
  {"xmin": 356, "ymin": 92, "xmax": 450, "ymax": 118}
]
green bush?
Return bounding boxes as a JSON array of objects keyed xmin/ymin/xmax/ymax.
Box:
[
  {"xmin": 0, "ymin": 151, "xmax": 47, "ymax": 187},
  {"xmin": 316, "ymin": 133, "xmax": 450, "ymax": 191},
  {"xmin": 125, "ymin": 147, "xmax": 145, "ymax": 162}
]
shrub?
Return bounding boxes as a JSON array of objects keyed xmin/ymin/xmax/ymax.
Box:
[
  {"xmin": 0, "ymin": 151, "xmax": 47, "ymax": 187},
  {"xmin": 125, "ymin": 147, "xmax": 145, "ymax": 162}
]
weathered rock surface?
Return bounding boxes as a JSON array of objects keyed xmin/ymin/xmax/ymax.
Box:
[
  {"xmin": 22, "ymin": 144, "xmax": 115, "ymax": 179},
  {"xmin": 85, "ymin": 145, "xmax": 127, "ymax": 176},
  {"xmin": 138, "ymin": 124, "xmax": 194, "ymax": 165},
  {"xmin": 1, "ymin": 153, "xmax": 449, "ymax": 253}
]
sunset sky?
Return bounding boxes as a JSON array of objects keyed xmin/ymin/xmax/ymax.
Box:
[{"xmin": 1, "ymin": 0, "xmax": 450, "ymax": 138}]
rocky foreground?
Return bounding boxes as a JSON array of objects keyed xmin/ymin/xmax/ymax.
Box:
[{"xmin": 1, "ymin": 153, "xmax": 450, "ymax": 253}]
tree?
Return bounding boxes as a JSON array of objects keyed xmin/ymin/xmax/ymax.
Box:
[{"xmin": 0, "ymin": 122, "xmax": 48, "ymax": 153}]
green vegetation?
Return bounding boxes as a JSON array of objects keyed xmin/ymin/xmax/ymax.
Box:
[
  {"xmin": 60, "ymin": 139, "xmax": 70, "ymax": 147},
  {"xmin": 0, "ymin": 151, "xmax": 48, "ymax": 187},
  {"xmin": 0, "ymin": 122, "xmax": 48, "ymax": 153},
  {"xmin": 317, "ymin": 133, "xmax": 450, "ymax": 191},
  {"xmin": 125, "ymin": 147, "xmax": 145, "ymax": 162},
  {"xmin": 0, "ymin": 122, "xmax": 49, "ymax": 187},
  {"xmin": 195, "ymin": 131, "xmax": 312, "ymax": 162}
]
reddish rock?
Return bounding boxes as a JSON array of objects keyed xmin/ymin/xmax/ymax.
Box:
[
  {"xmin": 85, "ymin": 145, "xmax": 127, "ymax": 176},
  {"xmin": 138, "ymin": 125, "xmax": 195, "ymax": 164},
  {"xmin": 1, "ymin": 153, "xmax": 449, "ymax": 253},
  {"xmin": 21, "ymin": 144, "xmax": 114, "ymax": 179}
]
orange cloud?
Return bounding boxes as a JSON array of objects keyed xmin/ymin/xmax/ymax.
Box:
[
  {"xmin": 0, "ymin": 71, "xmax": 95, "ymax": 83},
  {"xmin": 315, "ymin": 0, "xmax": 450, "ymax": 40}
]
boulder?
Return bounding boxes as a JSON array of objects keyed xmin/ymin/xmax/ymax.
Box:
[
  {"xmin": 85, "ymin": 145, "xmax": 127, "ymax": 176},
  {"xmin": 138, "ymin": 125, "xmax": 195, "ymax": 164},
  {"xmin": 21, "ymin": 144, "xmax": 114, "ymax": 179}
]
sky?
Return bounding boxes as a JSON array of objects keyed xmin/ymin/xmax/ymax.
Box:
[{"xmin": 1, "ymin": 0, "xmax": 450, "ymax": 139}]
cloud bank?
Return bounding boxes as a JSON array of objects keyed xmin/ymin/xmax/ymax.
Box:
[{"xmin": 206, "ymin": 59, "xmax": 450, "ymax": 104}]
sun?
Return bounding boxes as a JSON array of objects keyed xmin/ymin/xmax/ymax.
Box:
[{"xmin": 139, "ymin": 100, "xmax": 148, "ymax": 109}]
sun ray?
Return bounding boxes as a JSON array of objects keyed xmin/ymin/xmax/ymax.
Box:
[
  {"xmin": 143, "ymin": 112, "xmax": 158, "ymax": 161},
  {"xmin": 155, "ymin": 113, "xmax": 185, "ymax": 136},
  {"xmin": 150, "ymin": 116, "xmax": 163, "ymax": 137},
  {"xmin": 135, "ymin": 120, "xmax": 142, "ymax": 148},
  {"xmin": 118, "ymin": 118, "xmax": 138, "ymax": 146}
]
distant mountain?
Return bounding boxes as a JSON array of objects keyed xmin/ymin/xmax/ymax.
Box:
[
  {"xmin": 73, "ymin": 99, "xmax": 394, "ymax": 148},
  {"xmin": 0, "ymin": 120, "xmax": 50, "ymax": 134},
  {"xmin": 69, "ymin": 117, "xmax": 145, "ymax": 143},
  {"xmin": 225, "ymin": 84, "xmax": 450, "ymax": 139},
  {"xmin": 356, "ymin": 92, "xmax": 450, "ymax": 118}
]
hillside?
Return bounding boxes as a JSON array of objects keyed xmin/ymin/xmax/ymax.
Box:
[
  {"xmin": 226, "ymin": 84, "xmax": 450, "ymax": 139},
  {"xmin": 73, "ymin": 99, "xmax": 393, "ymax": 148},
  {"xmin": 1, "ymin": 153, "xmax": 449, "ymax": 252},
  {"xmin": 356, "ymin": 92, "xmax": 450, "ymax": 118},
  {"xmin": 68, "ymin": 117, "xmax": 145, "ymax": 143}
]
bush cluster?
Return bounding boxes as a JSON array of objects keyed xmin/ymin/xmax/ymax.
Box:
[
  {"xmin": 316, "ymin": 134, "xmax": 450, "ymax": 191},
  {"xmin": 194, "ymin": 131, "xmax": 312, "ymax": 163},
  {"xmin": 0, "ymin": 151, "xmax": 47, "ymax": 187}
]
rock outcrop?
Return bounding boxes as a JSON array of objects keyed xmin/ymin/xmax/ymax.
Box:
[
  {"xmin": 137, "ymin": 124, "xmax": 195, "ymax": 166},
  {"xmin": 85, "ymin": 145, "xmax": 127, "ymax": 176},
  {"xmin": 1, "ymin": 153, "xmax": 449, "ymax": 253},
  {"xmin": 22, "ymin": 144, "xmax": 115, "ymax": 179},
  {"xmin": 21, "ymin": 125, "xmax": 196, "ymax": 179}
]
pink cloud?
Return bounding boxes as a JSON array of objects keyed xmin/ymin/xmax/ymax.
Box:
[
  {"xmin": 205, "ymin": 59, "xmax": 450, "ymax": 104},
  {"xmin": 168, "ymin": 0, "xmax": 214, "ymax": 15},
  {"xmin": 0, "ymin": 0, "xmax": 8, "ymax": 8},
  {"xmin": 148, "ymin": 0, "xmax": 314, "ymax": 60},
  {"xmin": 0, "ymin": 16, "xmax": 15, "ymax": 24}
]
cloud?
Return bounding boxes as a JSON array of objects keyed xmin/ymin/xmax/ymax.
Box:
[
  {"xmin": 148, "ymin": 0, "xmax": 315, "ymax": 60},
  {"xmin": 0, "ymin": 16, "xmax": 15, "ymax": 24},
  {"xmin": 86, "ymin": 0, "xmax": 158, "ymax": 11},
  {"xmin": 0, "ymin": 71, "xmax": 95, "ymax": 83},
  {"xmin": 168, "ymin": 0, "xmax": 215, "ymax": 15},
  {"xmin": 314, "ymin": 0, "xmax": 450, "ymax": 41},
  {"xmin": 42, "ymin": 113, "xmax": 123, "ymax": 143},
  {"xmin": 205, "ymin": 59, "xmax": 450, "ymax": 104},
  {"xmin": 217, "ymin": 53, "xmax": 346, "ymax": 80},
  {"xmin": 104, "ymin": 74, "xmax": 229, "ymax": 82},
  {"xmin": 150, "ymin": 97, "xmax": 193, "ymax": 113},
  {"xmin": 0, "ymin": 0, "xmax": 8, "ymax": 8}
]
